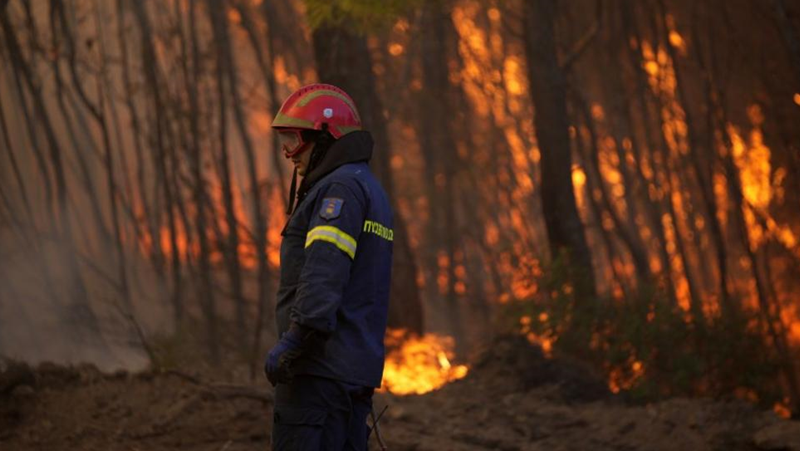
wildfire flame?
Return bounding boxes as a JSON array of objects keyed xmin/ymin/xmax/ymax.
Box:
[
  {"xmin": 107, "ymin": 3, "xmax": 800, "ymax": 408},
  {"xmin": 774, "ymin": 399, "xmax": 792, "ymax": 419},
  {"xmin": 380, "ymin": 329, "xmax": 469, "ymax": 395}
]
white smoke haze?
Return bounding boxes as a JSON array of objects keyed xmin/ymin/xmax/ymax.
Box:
[
  {"xmin": 0, "ymin": 0, "xmax": 305, "ymax": 372},
  {"xmin": 0, "ymin": 226, "xmax": 155, "ymax": 371}
]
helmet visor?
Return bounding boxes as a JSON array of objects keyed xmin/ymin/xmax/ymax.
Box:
[{"xmin": 277, "ymin": 130, "xmax": 307, "ymax": 158}]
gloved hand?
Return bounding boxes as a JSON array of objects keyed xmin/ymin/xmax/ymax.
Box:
[{"xmin": 264, "ymin": 324, "xmax": 308, "ymax": 386}]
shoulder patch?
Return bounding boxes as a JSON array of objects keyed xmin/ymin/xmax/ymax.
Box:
[{"xmin": 319, "ymin": 198, "xmax": 344, "ymax": 220}]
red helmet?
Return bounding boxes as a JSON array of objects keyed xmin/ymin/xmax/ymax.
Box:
[{"xmin": 272, "ymin": 83, "xmax": 362, "ymax": 156}]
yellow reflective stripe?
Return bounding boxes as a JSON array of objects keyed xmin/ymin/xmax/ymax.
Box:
[
  {"xmin": 297, "ymin": 90, "xmax": 360, "ymax": 120},
  {"xmin": 272, "ymin": 112, "xmax": 314, "ymax": 129},
  {"xmin": 305, "ymin": 226, "xmax": 357, "ymax": 259}
]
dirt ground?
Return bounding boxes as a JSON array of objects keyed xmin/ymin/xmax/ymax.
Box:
[{"xmin": 2, "ymin": 336, "xmax": 799, "ymax": 451}]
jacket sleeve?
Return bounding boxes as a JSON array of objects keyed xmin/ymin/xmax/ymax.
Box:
[{"xmin": 289, "ymin": 181, "xmax": 366, "ymax": 333}]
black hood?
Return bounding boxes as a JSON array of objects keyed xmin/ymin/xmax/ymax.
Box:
[{"xmin": 296, "ymin": 130, "xmax": 373, "ymax": 201}]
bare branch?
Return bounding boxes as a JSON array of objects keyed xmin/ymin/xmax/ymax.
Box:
[{"xmin": 560, "ymin": 0, "xmax": 603, "ymax": 71}]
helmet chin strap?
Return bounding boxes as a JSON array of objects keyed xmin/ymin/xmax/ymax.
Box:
[{"xmin": 286, "ymin": 166, "xmax": 298, "ymax": 215}]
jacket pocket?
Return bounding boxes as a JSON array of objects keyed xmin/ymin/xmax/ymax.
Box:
[{"xmin": 271, "ymin": 407, "xmax": 327, "ymax": 450}]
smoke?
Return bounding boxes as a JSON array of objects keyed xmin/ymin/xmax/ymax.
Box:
[{"xmin": 0, "ymin": 224, "xmax": 162, "ymax": 372}]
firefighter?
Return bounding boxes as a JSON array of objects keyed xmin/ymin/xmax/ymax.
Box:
[{"xmin": 265, "ymin": 83, "xmax": 393, "ymax": 450}]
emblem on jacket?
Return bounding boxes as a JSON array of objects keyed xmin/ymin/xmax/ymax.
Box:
[{"xmin": 320, "ymin": 198, "xmax": 344, "ymax": 219}]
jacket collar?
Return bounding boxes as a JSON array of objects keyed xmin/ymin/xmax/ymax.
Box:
[{"xmin": 297, "ymin": 131, "xmax": 373, "ymax": 200}]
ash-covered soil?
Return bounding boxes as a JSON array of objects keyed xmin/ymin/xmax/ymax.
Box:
[{"xmin": 2, "ymin": 336, "xmax": 798, "ymax": 451}]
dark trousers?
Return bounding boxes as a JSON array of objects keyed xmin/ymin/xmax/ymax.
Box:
[{"xmin": 271, "ymin": 375, "xmax": 373, "ymax": 450}]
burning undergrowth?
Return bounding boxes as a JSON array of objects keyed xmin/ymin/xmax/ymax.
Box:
[
  {"xmin": 380, "ymin": 328, "xmax": 469, "ymax": 395},
  {"xmin": 378, "ymin": 335, "xmax": 798, "ymax": 451}
]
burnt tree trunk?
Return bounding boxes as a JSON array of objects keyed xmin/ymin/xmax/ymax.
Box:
[
  {"xmin": 51, "ymin": 0, "xmax": 133, "ymax": 311},
  {"xmin": 418, "ymin": 2, "xmax": 465, "ymax": 347},
  {"xmin": 597, "ymin": 10, "xmax": 655, "ymax": 287},
  {"xmin": 650, "ymin": 0, "xmax": 713, "ymax": 325},
  {"xmin": 116, "ymin": 0, "xmax": 166, "ymax": 283},
  {"xmin": 209, "ymin": 0, "xmax": 272, "ymax": 362},
  {"xmin": 572, "ymin": 107, "xmax": 629, "ymax": 297},
  {"xmin": 128, "ymin": 0, "xmax": 185, "ymax": 337},
  {"xmin": 620, "ymin": 2, "xmax": 679, "ymax": 305},
  {"xmin": 46, "ymin": 1, "xmax": 112, "ymax": 247},
  {"xmin": 182, "ymin": 0, "xmax": 218, "ymax": 355},
  {"xmin": 206, "ymin": 0, "xmax": 250, "ymax": 354},
  {"xmin": 232, "ymin": 0, "xmax": 283, "ymax": 374},
  {"xmin": 686, "ymin": 3, "xmax": 736, "ymax": 316},
  {"xmin": 709, "ymin": 69, "xmax": 800, "ymax": 416},
  {"xmin": 523, "ymin": 0, "xmax": 596, "ymax": 296}
]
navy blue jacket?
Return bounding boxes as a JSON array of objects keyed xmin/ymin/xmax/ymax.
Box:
[{"xmin": 275, "ymin": 132, "xmax": 393, "ymax": 388}]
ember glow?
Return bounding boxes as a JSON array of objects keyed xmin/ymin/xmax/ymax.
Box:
[
  {"xmin": 380, "ymin": 329, "xmax": 469, "ymax": 395},
  {"xmin": 519, "ymin": 314, "xmax": 554, "ymax": 356},
  {"xmin": 608, "ymin": 359, "xmax": 646, "ymax": 394}
]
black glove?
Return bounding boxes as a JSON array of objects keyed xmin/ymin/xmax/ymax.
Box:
[{"xmin": 264, "ymin": 324, "xmax": 312, "ymax": 386}]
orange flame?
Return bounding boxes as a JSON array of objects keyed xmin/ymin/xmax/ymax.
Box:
[
  {"xmin": 774, "ymin": 399, "xmax": 792, "ymax": 419},
  {"xmin": 136, "ymin": 179, "xmax": 285, "ymax": 271},
  {"xmin": 380, "ymin": 329, "xmax": 469, "ymax": 395},
  {"xmin": 519, "ymin": 314, "xmax": 554, "ymax": 356},
  {"xmin": 608, "ymin": 359, "xmax": 645, "ymax": 394}
]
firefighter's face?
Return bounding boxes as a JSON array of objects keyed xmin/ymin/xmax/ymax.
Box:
[
  {"xmin": 292, "ymin": 145, "xmax": 313, "ymax": 176},
  {"xmin": 278, "ymin": 130, "xmax": 314, "ymax": 177}
]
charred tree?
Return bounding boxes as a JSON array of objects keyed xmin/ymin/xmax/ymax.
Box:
[
  {"xmin": 571, "ymin": 91, "xmax": 640, "ymax": 297},
  {"xmin": 571, "ymin": 106, "xmax": 629, "ymax": 297},
  {"xmin": 572, "ymin": 91, "xmax": 647, "ymax": 284},
  {"xmin": 639, "ymin": 2, "xmax": 704, "ymax": 322},
  {"xmin": 50, "ymin": 0, "xmax": 133, "ymax": 311},
  {"xmin": 255, "ymin": 0, "xmax": 290, "ymax": 205},
  {"xmin": 180, "ymin": 0, "xmax": 218, "ymax": 353},
  {"xmin": 619, "ymin": 2, "xmax": 680, "ymax": 305},
  {"xmin": 523, "ymin": 0, "xmax": 596, "ymax": 296},
  {"xmin": 707, "ymin": 53, "xmax": 800, "ymax": 416},
  {"xmin": 44, "ymin": 0, "xmax": 113, "ymax": 248},
  {"xmin": 128, "ymin": 0, "xmax": 186, "ymax": 337},
  {"xmin": 116, "ymin": 0, "xmax": 166, "ymax": 282},
  {"xmin": 418, "ymin": 2, "xmax": 464, "ymax": 344},
  {"xmin": 596, "ymin": 9, "xmax": 655, "ymax": 287},
  {"xmin": 208, "ymin": 0, "xmax": 271, "ymax": 358},
  {"xmin": 231, "ymin": 0, "xmax": 281, "ymax": 372},
  {"xmin": 206, "ymin": 1, "xmax": 245, "ymax": 359},
  {"xmin": 686, "ymin": 3, "xmax": 737, "ymax": 316}
]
